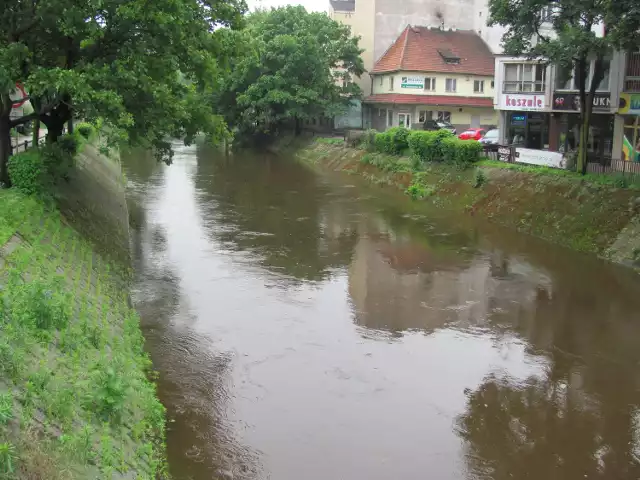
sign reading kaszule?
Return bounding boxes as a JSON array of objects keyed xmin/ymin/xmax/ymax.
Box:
[{"xmin": 552, "ymin": 93, "xmax": 612, "ymax": 112}]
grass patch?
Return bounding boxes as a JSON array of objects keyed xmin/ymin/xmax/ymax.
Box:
[
  {"xmin": 0, "ymin": 189, "xmax": 166, "ymax": 478},
  {"xmin": 314, "ymin": 137, "xmax": 344, "ymax": 145}
]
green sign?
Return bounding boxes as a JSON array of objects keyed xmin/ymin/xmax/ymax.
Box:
[{"xmin": 401, "ymin": 76, "xmax": 424, "ymax": 89}]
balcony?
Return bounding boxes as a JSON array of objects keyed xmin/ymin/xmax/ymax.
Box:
[
  {"xmin": 502, "ymin": 81, "xmax": 546, "ymax": 93},
  {"xmin": 625, "ymin": 51, "xmax": 640, "ymax": 92}
]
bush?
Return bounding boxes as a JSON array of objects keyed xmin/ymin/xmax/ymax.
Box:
[
  {"xmin": 406, "ymin": 182, "xmax": 436, "ymax": 199},
  {"xmin": 441, "ymin": 137, "xmax": 482, "ymax": 166},
  {"xmin": 473, "ymin": 167, "xmax": 487, "ymax": 188},
  {"xmin": 7, "ymin": 150, "xmax": 46, "ymax": 195},
  {"xmin": 57, "ymin": 133, "xmax": 79, "ymax": 155},
  {"xmin": 408, "ymin": 129, "xmax": 454, "ymax": 163},
  {"xmin": 41, "ymin": 143, "xmax": 75, "ymax": 182},
  {"xmin": 387, "ymin": 127, "xmax": 410, "ymax": 154},
  {"xmin": 374, "ymin": 132, "xmax": 393, "ymax": 154},
  {"xmin": 76, "ymin": 122, "xmax": 95, "ymax": 140}
]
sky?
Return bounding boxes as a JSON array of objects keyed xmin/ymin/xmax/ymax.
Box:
[{"xmin": 246, "ymin": 0, "xmax": 328, "ymax": 12}]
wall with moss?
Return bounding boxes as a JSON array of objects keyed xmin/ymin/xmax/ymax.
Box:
[
  {"xmin": 297, "ymin": 141, "xmax": 640, "ymax": 270},
  {"xmin": 0, "ymin": 148, "xmax": 166, "ymax": 478}
]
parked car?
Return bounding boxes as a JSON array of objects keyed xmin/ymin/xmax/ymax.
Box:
[
  {"xmin": 479, "ymin": 129, "xmax": 499, "ymax": 145},
  {"xmin": 423, "ymin": 119, "xmax": 457, "ymax": 135},
  {"xmin": 458, "ymin": 128, "xmax": 486, "ymax": 141}
]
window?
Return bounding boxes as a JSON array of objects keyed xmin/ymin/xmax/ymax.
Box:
[
  {"xmin": 556, "ymin": 59, "xmax": 612, "ymax": 91},
  {"xmin": 424, "ymin": 77, "xmax": 436, "ymax": 91},
  {"xmin": 387, "ymin": 109, "xmax": 393, "ymax": 127},
  {"xmin": 491, "ymin": 80, "xmax": 495, "ymax": 88},
  {"xmin": 378, "ymin": 108, "xmax": 383, "ymax": 117},
  {"xmin": 418, "ymin": 110, "xmax": 432, "ymax": 122},
  {"xmin": 445, "ymin": 78, "xmax": 457, "ymax": 92},
  {"xmin": 437, "ymin": 111, "xmax": 451, "ymax": 122},
  {"xmin": 626, "ymin": 51, "xmax": 640, "ymax": 92},
  {"xmin": 379, "ymin": 76, "xmax": 383, "ymax": 86},
  {"xmin": 398, "ymin": 113, "xmax": 412, "ymax": 128},
  {"xmin": 504, "ymin": 63, "xmax": 545, "ymax": 92},
  {"xmin": 389, "ymin": 77, "xmax": 394, "ymax": 90},
  {"xmin": 474, "ymin": 80, "xmax": 485, "ymax": 93}
]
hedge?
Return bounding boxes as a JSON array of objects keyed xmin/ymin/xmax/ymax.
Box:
[{"xmin": 370, "ymin": 127, "xmax": 480, "ymax": 165}]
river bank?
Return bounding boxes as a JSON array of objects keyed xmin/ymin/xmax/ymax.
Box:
[
  {"xmin": 0, "ymin": 143, "xmax": 166, "ymax": 478},
  {"xmin": 297, "ymin": 139, "xmax": 640, "ymax": 270}
]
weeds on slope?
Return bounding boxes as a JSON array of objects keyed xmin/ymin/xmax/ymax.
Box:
[{"xmin": 0, "ymin": 189, "xmax": 166, "ymax": 479}]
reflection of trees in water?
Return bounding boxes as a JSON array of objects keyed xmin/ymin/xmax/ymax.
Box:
[
  {"xmin": 128, "ymin": 185, "xmax": 261, "ymax": 480},
  {"xmin": 194, "ymin": 149, "xmax": 359, "ymax": 282},
  {"xmin": 457, "ymin": 270, "xmax": 640, "ymax": 480}
]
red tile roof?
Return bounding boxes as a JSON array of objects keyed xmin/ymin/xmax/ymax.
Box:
[
  {"xmin": 364, "ymin": 94, "xmax": 494, "ymax": 108},
  {"xmin": 373, "ymin": 26, "xmax": 495, "ymax": 76}
]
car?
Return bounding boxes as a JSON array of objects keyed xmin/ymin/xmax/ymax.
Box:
[
  {"xmin": 479, "ymin": 129, "xmax": 499, "ymax": 145},
  {"xmin": 423, "ymin": 119, "xmax": 457, "ymax": 135},
  {"xmin": 458, "ymin": 128, "xmax": 486, "ymax": 141}
]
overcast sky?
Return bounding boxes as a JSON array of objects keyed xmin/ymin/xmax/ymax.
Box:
[{"xmin": 246, "ymin": 0, "xmax": 328, "ymax": 12}]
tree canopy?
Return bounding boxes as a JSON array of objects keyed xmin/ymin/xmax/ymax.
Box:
[
  {"xmin": 0, "ymin": 0, "xmax": 247, "ymax": 184},
  {"xmin": 488, "ymin": 0, "xmax": 640, "ymax": 173},
  {"xmin": 215, "ymin": 6, "xmax": 365, "ymax": 142}
]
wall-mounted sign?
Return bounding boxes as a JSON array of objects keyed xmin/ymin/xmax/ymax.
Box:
[
  {"xmin": 515, "ymin": 148, "xmax": 564, "ymax": 168},
  {"xmin": 401, "ymin": 76, "xmax": 424, "ymax": 89},
  {"xmin": 552, "ymin": 93, "xmax": 611, "ymax": 112},
  {"xmin": 620, "ymin": 93, "xmax": 640, "ymax": 115},
  {"xmin": 498, "ymin": 93, "xmax": 545, "ymax": 111},
  {"xmin": 510, "ymin": 114, "xmax": 527, "ymax": 126}
]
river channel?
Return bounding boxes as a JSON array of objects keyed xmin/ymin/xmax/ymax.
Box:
[{"xmin": 124, "ymin": 142, "xmax": 640, "ymax": 480}]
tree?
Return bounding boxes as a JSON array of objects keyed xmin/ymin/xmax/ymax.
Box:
[
  {"xmin": 0, "ymin": 0, "xmax": 246, "ymax": 185},
  {"xmin": 488, "ymin": 0, "xmax": 640, "ymax": 174},
  {"xmin": 215, "ymin": 6, "xmax": 364, "ymax": 142}
]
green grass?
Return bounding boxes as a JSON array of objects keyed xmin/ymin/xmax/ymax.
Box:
[
  {"xmin": 0, "ymin": 189, "xmax": 166, "ymax": 479},
  {"xmin": 477, "ymin": 158, "xmax": 640, "ymax": 189},
  {"xmin": 314, "ymin": 137, "xmax": 344, "ymax": 145}
]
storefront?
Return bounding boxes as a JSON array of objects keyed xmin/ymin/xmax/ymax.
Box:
[
  {"xmin": 496, "ymin": 92, "xmax": 551, "ymax": 147},
  {"xmin": 619, "ymin": 93, "xmax": 640, "ymax": 162},
  {"xmin": 550, "ymin": 92, "xmax": 615, "ymax": 164}
]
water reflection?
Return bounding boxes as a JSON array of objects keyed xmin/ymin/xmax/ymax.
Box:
[{"xmin": 125, "ymin": 144, "xmax": 640, "ymax": 480}]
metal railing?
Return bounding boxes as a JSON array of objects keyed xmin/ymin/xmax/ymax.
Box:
[
  {"xmin": 10, "ymin": 135, "xmax": 46, "ymax": 155},
  {"xmin": 502, "ymin": 81, "xmax": 546, "ymax": 93}
]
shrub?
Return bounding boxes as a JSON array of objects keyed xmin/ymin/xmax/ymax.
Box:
[
  {"xmin": 408, "ymin": 129, "xmax": 454, "ymax": 163},
  {"xmin": 441, "ymin": 137, "xmax": 482, "ymax": 166},
  {"xmin": 41, "ymin": 143, "xmax": 75, "ymax": 182},
  {"xmin": 406, "ymin": 182, "xmax": 436, "ymax": 199},
  {"xmin": 76, "ymin": 122, "xmax": 95, "ymax": 140},
  {"xmin": 57, "ymin": 133, "xmax": 79, "ymax": 155},
  {"xmin": 387, "ymin": 127, "xmax": 410, "ymax": 154},
  {"xmin": 374, "ymin": 132, "xmax": 393, "ymax": 154},
  {"xmin": 8, "ymin": 150, "xmax": 46, "ymax": 195}
]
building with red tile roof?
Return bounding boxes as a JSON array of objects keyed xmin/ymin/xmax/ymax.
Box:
[{"xmin": 365, "ymin": 25, "xmax": 497, "ymax": 133}]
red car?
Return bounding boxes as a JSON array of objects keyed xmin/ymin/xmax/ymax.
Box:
[{"xmin": 458, "ymin": 128, "xmax": 486, "ymax": 141}]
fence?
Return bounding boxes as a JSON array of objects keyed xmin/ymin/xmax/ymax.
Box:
[{"xmin": 10, "ymin": 135, "xmax": 46, "ymax": 155}]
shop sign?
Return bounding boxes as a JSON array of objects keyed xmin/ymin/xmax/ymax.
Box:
[
  {"xmin": 515, "ymin": 148, "xmax": 564, "ymax": 168},
  {"xmin": 498, "ymin": 93, "xmax": 545, "ymax": 111},
  {"xmin": 552, "ymin": 93, "xmax": 611, "ymax": 112},
  {"xmin": 619, "ymin": 93, "xmax": 640, "ymax": 115},
  {"xmin": 498, "ymin": 146, "xmax": 515, "ymax": 163},
  {"xmin": 401, "ymin": 76, "xmax": 424, "ymax": 89}
]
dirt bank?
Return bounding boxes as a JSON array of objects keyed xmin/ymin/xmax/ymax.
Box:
[{"xmin": 297, "ymin": 141, "xmax": 640, "ymax": 270}]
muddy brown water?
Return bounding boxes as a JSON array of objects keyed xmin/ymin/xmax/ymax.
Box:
[{"xmin": 124, "ymin": 143, "xmax": 640, "ymax": 480}]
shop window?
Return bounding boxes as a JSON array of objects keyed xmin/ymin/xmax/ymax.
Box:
[
  {"xmin": 445, "ymin": 78, "xmax": 457, "ymax": 92},
  {"xmin": 424, "ymin": 77, "xmax": 436, "ymax": 91},
  {"xmin": 507, "ymin": 112, "xmax": 549, "ymax": 149},
  {"xmin": 623, "ymin": 116, "xmax": 640, "ymax": 162},
  {"xmin": 474, "ymin": 80, "xmax": 485, "ymax": 93},
  {"xmin": 437, "ymin": 111, "xmax": 451, "ymax": 122},
  {"xmin": 557, "ymin": 114, "xmax": 613, "ymax": 162}
]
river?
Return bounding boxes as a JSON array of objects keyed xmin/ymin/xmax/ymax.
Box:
[{"xmin": 124, "ymin": 142, "xmax": 640, "ymax": 480}]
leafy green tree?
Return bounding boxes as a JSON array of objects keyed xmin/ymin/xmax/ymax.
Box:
[
  {"xmin": 488, "ymin": 0, "xmax": 640, "ymax": 174},
  {"xmin": 0, "ymin": 0, "xmax": 246, "ymax": 185},
  {"xmin": 216, "ymin": 6, "xmax": 364, "ymax": 141}
]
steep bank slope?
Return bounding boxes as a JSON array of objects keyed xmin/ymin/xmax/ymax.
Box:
[
  {"xmin": 297, "ymin": 142, "xmax": 640, "ymax": 269},
  {"xmin": 0, "ymin": 149, "xmax": 165, "ymax": 478}
]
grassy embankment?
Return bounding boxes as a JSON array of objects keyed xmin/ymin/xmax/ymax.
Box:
[
  {"xmin": 299, "ymin": 138, "xmax": 640, "ymax": 265},
  {"xmin": 0, "ymin": 127, "xmax": 166, "ymax": 478}
]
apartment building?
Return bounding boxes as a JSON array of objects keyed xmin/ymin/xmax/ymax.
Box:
[{"xmin": 366, "ymin": 26, "xmax": 496, "ymax": 132}]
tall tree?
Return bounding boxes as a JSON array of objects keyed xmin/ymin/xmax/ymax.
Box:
[
  {"xmin": 0, "ymin": 0, "xmax": 246, "ymax": 185},
  {"xmin": 488, "ymin": 0, "xmax": 640, "ymax": 174},
  {"xmin": 216, "ymin": 6, "xmax": 364, "ymax": 142}
]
